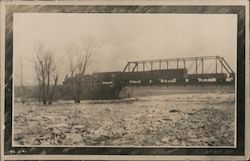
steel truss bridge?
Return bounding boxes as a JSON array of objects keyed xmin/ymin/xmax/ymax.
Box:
[
  {"xmin": 92, "ymin": 56, "xmax": 235, "ymax": 86},
  {"xmin": 64, "ymin": 56, "xmax": 235, "ymax": 87},
  {"xmin": 62, "ymin": 56, "xmax": 235, "ymax": 99}
]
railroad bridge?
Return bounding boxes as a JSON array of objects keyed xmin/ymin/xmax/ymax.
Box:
[
  {"xmin": 63, "ymin": 56, "xmax": 235, "ymax": 99},
  {"xmin": 92, "ymin": 56, "xmax": 235, "ymax": 86}
]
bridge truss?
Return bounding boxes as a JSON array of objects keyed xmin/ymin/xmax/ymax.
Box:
[
  {"xmin": 123, "ymin": 56, "xmax": 235, "ymax": 83},
  {"xmin": 64, "ymin": 55, "xmax": 235, "ymax": 88}
]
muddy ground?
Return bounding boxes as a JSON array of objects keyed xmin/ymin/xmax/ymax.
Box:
[{"xmin": 14, "ymin": 86, "xmax": 235, "ymax": 146}]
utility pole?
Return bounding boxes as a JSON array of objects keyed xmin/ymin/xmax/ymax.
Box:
[{"xmin": 20, "ymin": 59, "xmax": 24, "ymax": 104}]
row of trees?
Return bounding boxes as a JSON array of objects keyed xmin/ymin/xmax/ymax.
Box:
[{"xmin": 30, "ymin": 40, "xmax": 94, "ymax": 105}]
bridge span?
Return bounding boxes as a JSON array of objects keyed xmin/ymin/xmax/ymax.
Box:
[
  {"xmin": 63, "ymin": 56, "xmax": 235, "ymax": 99},
  {"xmin": 92, "ymin": 56, "xmax": 235, "ymax": 86}
]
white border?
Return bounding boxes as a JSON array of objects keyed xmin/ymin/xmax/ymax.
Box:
[
  {"xmin": 1, "ymin": 0, "xmax": 249, "ymax": 160},
  {"xmin": 1, "ymin": 1, "xmax": 6, "ymax": 161},
  {"xmin": 0, "ymin": 0, "xmax": 248, "ymax": 6},
  {"xmin": 2, "ymin": 155, "xmax": 250, "ymax": 160}
]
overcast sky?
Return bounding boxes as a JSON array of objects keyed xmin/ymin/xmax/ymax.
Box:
[{"xmin": 14, "ymin": 13, "xmax": 237, "ymax": 85}]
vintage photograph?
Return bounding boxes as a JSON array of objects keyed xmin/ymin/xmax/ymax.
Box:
[{"xmin": 13, "ymin": 13, "xmax": 236, "ymax": 147}]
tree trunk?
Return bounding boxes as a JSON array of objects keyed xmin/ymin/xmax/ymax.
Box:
[
  {"xmin": 74, "ymin": 76, "xmax": 82, "ymax": 103},
  {"xmin": 71, "ymin": 77, "xmax": 78, "ymax": 103},
  {"xmin": 37, "ymin": 83, "xmax": 41, "ymax": 102},
  {"xmin": 48, "ymin": 76, "xmax": 58, "ymax": 104}
]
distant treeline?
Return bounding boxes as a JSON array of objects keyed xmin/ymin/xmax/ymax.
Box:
[
  {"xmin": 15, "ymin": 84, "xmax": 126, "ymax": 102},
  {"xmin": 15, "ymin": 85, "xmax": 75, "ymax": 102}
]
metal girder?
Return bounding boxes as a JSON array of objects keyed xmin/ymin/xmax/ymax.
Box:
[
  {"xmin": 128, "ymin": 56, "xmax": 218, "ymax": 64},
  {"xmin": 122, "ymin": 56, "xmax": 234, "ymax": 79}
]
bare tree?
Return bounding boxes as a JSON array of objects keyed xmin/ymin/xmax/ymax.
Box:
[
  {"xmin": 67, "ymin": 39, "xmax": 94, "ymax": 103},
  {"xmin": 32, "ymin": 44, "xmax": 59, "ymax": 105}
]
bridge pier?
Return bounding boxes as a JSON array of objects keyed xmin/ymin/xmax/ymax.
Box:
[{"xmin": 119, "ymin": 86, "xmax": 134, "ymax": 98}]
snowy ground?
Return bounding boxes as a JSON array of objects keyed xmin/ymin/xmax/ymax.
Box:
[{"xmin": 14, "ymin": 86, "xmax": 235, "ymax": 147}]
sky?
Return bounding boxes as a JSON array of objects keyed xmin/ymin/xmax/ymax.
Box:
[{"xmin": 13, "ymin": 13, "xmax": 237, "ymax": 85}]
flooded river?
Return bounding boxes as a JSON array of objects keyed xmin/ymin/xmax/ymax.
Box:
[{"xmin": 14, "ymin": 86, "xmax": 235, "ymax": 147}]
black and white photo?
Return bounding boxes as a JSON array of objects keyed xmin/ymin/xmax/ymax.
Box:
[{"xmin": 0, "ymin": 0, "xmax": 249, "ymax": 160}]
